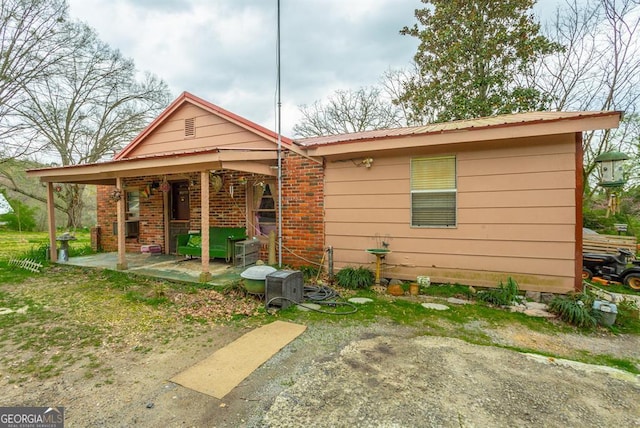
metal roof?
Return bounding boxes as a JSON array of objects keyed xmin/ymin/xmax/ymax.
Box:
[{"xmin": 294, "ymin": 111, "xmax": 621, "ymax": 148}]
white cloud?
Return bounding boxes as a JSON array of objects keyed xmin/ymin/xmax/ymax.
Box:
[{"xmin": 67, "ymin": 0, "xmax": 570, "ymax": 137}]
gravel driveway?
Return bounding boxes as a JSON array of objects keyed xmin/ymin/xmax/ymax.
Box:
[
  {"xmin": 124, "ymin": 321, "xmax": 638, "ymax": 428},
  {"xmin": 4, "ymin": 319, "xmax": 639, "ymax": 427}
]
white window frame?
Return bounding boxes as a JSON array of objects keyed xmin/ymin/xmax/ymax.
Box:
[
  {"xmin": 125, "ymin": 189, "xmax": 140, "ymax": 221},
  {"xmin": 410, "ymin": 155, "xmax": 457, "ymax": 228},
  {"xmin": 250, "ymin": 181, "xmax": 277, "ymax": 238}
]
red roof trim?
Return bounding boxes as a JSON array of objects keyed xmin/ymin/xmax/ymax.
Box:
[
  {"xmin": 115, "ymin": 91, "xmax": 292, "ymax": 160},
  {"xmin": 28, "ymin": 148, "xmax": 225, "ymax": 173},
  {"xmin": 295, "ymin": 111, "xmax": 622, "ymax": 149}
]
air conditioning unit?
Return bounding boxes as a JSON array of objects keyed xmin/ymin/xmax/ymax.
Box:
[
  {"xmin": 265, "ymin": 270, "xmax": 303, "ymax": 310},
  {"xmin": 112, "ymin": 220, "xmax": 140, "ymax": 238}
]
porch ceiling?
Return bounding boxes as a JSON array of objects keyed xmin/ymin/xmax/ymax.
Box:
[{"xmin": 26, "ymin": 149, "xmax": 278, "ymax": 185}]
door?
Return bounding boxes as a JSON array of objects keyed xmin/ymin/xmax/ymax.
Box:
[
  {"xmin": 171, "ymin": 181, "xmax": 190, "ymax": 221},
  {"xmin": 169, "ymin": 181, "xmax": 190, "ymax": 253}
]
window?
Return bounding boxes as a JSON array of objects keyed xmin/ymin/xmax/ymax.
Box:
[
  {"xmin": 252, "ymin": 182, "xmax": 277, "ymax": 237},
  {"xmin": 126, "ymin": 190, "xmax": 140, "ymax": 220},
  {"xmin": 112, "ymin": 189, "xmax": 140, "ymax": 238},
  {"xmin": 411, "ymin": 155, "xmax": 456, "ymax": 227}
]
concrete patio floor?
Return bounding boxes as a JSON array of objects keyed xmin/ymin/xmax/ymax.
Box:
[{"xmin": 62, "ymin": 252, "xmax": 245, "ymax": 286}]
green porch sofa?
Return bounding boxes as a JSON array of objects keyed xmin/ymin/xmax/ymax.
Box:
[{"xmin": 176, "ymin": 227, "xmax": 247, "ymax": 262}]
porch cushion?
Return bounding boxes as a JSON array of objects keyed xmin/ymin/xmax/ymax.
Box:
[
  {"xmin": 176, "ymin": 226, "xmax": 247, "ymax": 262},
  {"xmin": 186, "ymin": 235, "xmax": 202, "ymax": 248}
]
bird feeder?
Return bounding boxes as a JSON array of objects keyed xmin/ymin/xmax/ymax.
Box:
[
  {"xmin": 594, "ymin": 151, "xmax": 629, "ymax": 188},
  {"xmin": 595, "ymin": 151, "xmax": 629, "ymax": 217}
]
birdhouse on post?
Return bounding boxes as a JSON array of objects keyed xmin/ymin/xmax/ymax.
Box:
[
  {"xmin": 594, "ymin": 151, "xmax": 629, "ymax": 217},
  {"xmin": 595, "ymin": 151, "xmax": 629, "ymax": 188}
]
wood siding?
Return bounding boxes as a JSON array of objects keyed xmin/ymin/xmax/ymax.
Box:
[
  {"xmin": 126, "ymin": 104, "xmax": 275, "ymax": 158},
  {"xmin": 324, "ymin": 134, "xmax": 577, "ymax": 293}
]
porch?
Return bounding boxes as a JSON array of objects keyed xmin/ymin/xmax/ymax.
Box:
[
  {"xmin": 63, "ymin": 252, "xmax": 245, "ymax": 286},
  {"xmin": 24, "ymin": 92, "xmax": 324, "ymax": 277}
]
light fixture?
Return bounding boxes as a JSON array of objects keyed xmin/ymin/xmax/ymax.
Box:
[{"xmin": 361, "ymin": 158, "xmax": 373, "ymax": 168}]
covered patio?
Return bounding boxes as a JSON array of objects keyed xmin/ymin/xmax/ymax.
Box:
[
  {"xmin": 25, "ymin": 92, "xmax": 317, "ymax": 281},
  {"xmin": 63, "ymin": 252, "xmax": 244, "ymax": 286}
]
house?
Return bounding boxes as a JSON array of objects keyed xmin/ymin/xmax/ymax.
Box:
[
  {"xmin": 0, "ymin": 193, "xmax": 12, "ymax": 215},
  {"xmin": 26, "ymin": 92, "xmax": 621, "ymax": 293}
]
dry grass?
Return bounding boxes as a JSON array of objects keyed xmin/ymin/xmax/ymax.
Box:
[{"xmin": 0, "ymin": 262, "xmax": 267, "ymax": 381}]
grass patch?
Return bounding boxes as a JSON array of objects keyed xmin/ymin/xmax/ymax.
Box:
[
  {"xmin": 574, "ymin": 350, "xmax": 640, "ymax": 374},
  {"xmin": 282, "ymin": 293, "xmax": 640, "ymax": 374},
  {"xmin": 594, "ymin": 281, "xmax": 640, "ymax": 296},
  {"xmin": 419, "ymin": 283, "xmax": 473, "ymax": 298},
  {"xmin": 0, "ymin": 230, "xmax": 91, "ymax": 261},
  {"xmin": 0, "ymin": 229, "xmax": 637, "ymax": 380},
  {"xmin": 0, "ymin": 260, "xmax": 46, "ymax": 284},
  {"xmin": 123, "ymin": 290, "xmax": 170, "ymax": 307},
  {"xmin": 0, "ymin": 264, "xmax": 185, "ymax": 381},
  {"xmin": 477, "ymin": 277, "xmax": 520, "ymax": 306}
]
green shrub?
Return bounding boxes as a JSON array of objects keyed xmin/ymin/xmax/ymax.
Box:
[
  {"xmin": 335, "ymin": 266, "xmax": 374, "ymax": 289},
  {"xmin": 548, "ymin": 292, "xmax": 598, "ymax": 328},
  {"xmin": 221, "ymin": 279, "xmax": 247, "ymax": 296},
  {"xmin": 477, "ymin": 277, "xmax": 520, "ymax": 306},
  {"xmin": 610, "ymin": 299, "xmax": 640, "ymax": 333},
  {"xmin": 17, "ymin": 244, "xmax": 50, "ymax": 264},
  {"xmin": 298, "ymin": 264, "xmax": 320, "ymax": 281}
]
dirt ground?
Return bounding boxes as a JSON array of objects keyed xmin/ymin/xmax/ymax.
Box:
[{"xmin": 3, "ymin": 317, "xmax": 639, "ymax": 427}]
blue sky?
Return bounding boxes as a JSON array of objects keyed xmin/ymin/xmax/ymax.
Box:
[{"xmin": 67, "ymin": 0, "xmax": 568, "ymax": 137}]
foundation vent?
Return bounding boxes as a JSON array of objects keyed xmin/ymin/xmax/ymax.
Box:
[{"xmin": 185, "ymin": 117, "xmax": 195, "ymax": 138}]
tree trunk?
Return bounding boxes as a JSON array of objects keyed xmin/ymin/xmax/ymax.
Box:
[{"xmin": 64, "ymin": 184, "xmax": 86, "ymax": 230}]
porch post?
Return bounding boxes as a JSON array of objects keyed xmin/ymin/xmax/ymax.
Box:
[
  {"xmin": 574, "ymin": 132, "xmax": 584, "ymax": 292},
  {"xmin": 199, "ymin": 170, "xmax": 211, "ymax": 282},
  {"xmin": 116, "ymin": 177, "xmax": 128, "ymax": 270},
  {"xmin": 163, "ymin": 190, "xmax": 170, "ymax": 254},
  {"xmin": 46, "ymin": 182, "xmax": 57, "ymax": 262}
]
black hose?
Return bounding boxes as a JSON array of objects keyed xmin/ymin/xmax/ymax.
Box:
[
  {"xmin": 265, "ymin": 284, "xmax": 358, "ymax": 315},
  {"xmin": 304, "ymin": 284, "xmax": 340, "ymax": 301}
]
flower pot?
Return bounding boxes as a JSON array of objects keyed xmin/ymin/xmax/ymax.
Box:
[
  {"xmin": 409, "ymin": 283, "xmax": 419, "ymax": 296},
  {"xmin": 241, "ymin": 265, "xmax": 277, "ymax": 295},
  {"xmin": 387, "ymin": 284, "xmax": 404, "ymax": 296},
  {"xmin": 244, "ymin": 278, "xmax": 266, "ymax": 294}
]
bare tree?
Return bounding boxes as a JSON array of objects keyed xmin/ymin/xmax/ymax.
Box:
[
  {"xmin": 5, "ymin": 22, "xmax": 172, "ymax": 228},
  {"xmin": 380, "ymin": 66, "xmax": 423, "ymax": 126},
  {"xmin": 0, "ymin": 0, "xmax": 72, "ymax": 162},
  {"xmin": 293, "ymin": 87, "xmax": 404, "ymax": 138},
  {"xmin": 533, "ymin": 0, "xmax": 640, "ymax": 197}
]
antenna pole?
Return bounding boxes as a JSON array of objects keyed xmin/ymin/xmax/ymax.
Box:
[{"xmin": 276, "ymin": 0, "xmax": 283, "ymax": 267}]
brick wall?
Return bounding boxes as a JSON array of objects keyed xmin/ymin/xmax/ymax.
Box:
[
  {"xmin": 96, "ymin": 172, "xmax": 254, "ymax": 253},
  {"xmin": 280, "ymin": 151, "xmax": 325, "ymax": 268},
  {"xmin": 96, "ymin": 185, "xmax": 117, "ymax": 251},
  {"xmin": 96, "ymin": 176, "xmax": 166, "ymax": 253}
]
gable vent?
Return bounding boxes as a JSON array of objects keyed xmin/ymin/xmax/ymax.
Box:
[{"xmin": 184, "ymin": 118, "xmax": 195, "ymax": 138}]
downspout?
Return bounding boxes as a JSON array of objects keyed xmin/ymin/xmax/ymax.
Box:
[{"xmin": 575, "ymin": 132, "xmax": 584, "ymax": 292}]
